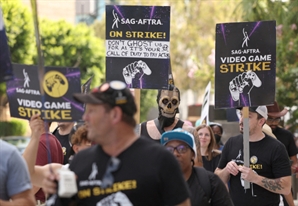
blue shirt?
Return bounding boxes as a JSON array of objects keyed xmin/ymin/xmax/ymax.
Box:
[{"xmin": 0, "ymin": 140, "xmax": 32, "ymax": 200}]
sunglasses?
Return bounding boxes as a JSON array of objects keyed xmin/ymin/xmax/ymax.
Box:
[
  {"xmin": 92, "ymin": 80, "xmax": 128, "ymax": 105},
  {"xmin": 165, "ymin": 144, "xmax": 189, "ymax": 154},
  {"xmin": 266, "ymin": 118, "xmax": 281, "ymax": 124},
  {"xmin": 101, "ymin": 157, "xmax": 121, "ymax": 189}
]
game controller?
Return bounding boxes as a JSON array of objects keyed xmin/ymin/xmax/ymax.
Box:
[
  {"xmin": 246, "ymin": 70, "xmax": 261, "ymax": 87},
  {"xmin": 122, "ymin": 60, "xmax": 152, "ymax": 85},
  {"xmin": 136, "ymin": 60, "xmax": 152, "ymax": 75},
  {"xmin": 229, "ymin": 71, "xmax": 262, "ymax": 102}
]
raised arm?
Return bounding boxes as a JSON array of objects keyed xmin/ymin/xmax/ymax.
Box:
[
  {"xmin": 23, "ymin": 114, "xmax": 44, "ymax": 177},
  {"xmin": 239, "ymin": 165, "xmax": 291, "ymax": 195},
  {"xmin": 23, "ymin": 115, "xmax": 63, "ymax": 189}
]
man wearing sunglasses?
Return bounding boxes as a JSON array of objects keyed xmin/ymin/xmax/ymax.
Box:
[
  {"xmin": 161, "ymin": 128, "xmax": 233, "ymax": 206},
  {"xmin": 42, "ymin": 80, "xmax": 191, "ymax": 206}
]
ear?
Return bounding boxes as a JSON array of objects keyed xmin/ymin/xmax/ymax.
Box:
[
  {"xmin": 260, "ymin": 118, "xmax": 266, "ymax": 126},
  {"xmin": 110, "ymin": 106, "xmax": 122, "ymax": 124},
  {"xmin": 73, "ymin": 145, "xmax": 79, "ymax": 154}
]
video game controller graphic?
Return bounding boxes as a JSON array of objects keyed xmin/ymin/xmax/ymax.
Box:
[
  {"xmin": 122, "ymin": 60, "xmax": 152, "ymax": 87},
  {"xmin": 229, "ymin": 71, "xmax": 262, "ymax": 103}
]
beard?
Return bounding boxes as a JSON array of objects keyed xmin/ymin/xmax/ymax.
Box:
[{"xmin": 269, "ymin": 125, "xmax": 277, "ymax": 131}]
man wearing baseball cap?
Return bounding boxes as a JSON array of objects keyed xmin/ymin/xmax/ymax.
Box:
[
  {"xmin": 42, "ymin": 80, "xmax": 191, "ymax": 206},
  {"xmin": 161, "ymin": 128, "xmax": 233, "ymax": 206},
  {"xmin": 215, "ymin": 106, "xmax": 291, "ymax": 206}
]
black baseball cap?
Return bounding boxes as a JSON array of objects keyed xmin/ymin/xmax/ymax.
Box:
[{"xmin": 73, "ymin": 80, "xmax": 137, "ymax": 116}]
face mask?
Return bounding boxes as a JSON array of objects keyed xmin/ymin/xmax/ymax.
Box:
[{"xmin": 214, "ymin": 134, "xmax": 222, "ymax": 144}]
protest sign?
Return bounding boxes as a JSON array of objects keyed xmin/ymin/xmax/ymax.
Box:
[
  {"xmin": 105, "ymin": 5, "xmax": 170, "ymax": 89},
  {"xmin": 215, "ymin": 21, "xmax": 276, "ymax": 109},
  {"xmin": 215, "ymin": 20, "xmax": 276, "ymax": 189},
  {"xmin": 200, "ymin": 82, "xmax": 211, "ymax": 125},
  {"xmin": 81, "ymin": 75, "xmax": 93, "ymax": 94},
  {"xmin": 80, "ymin": 75, "xmax": 93, "ymax": 113},
  {"xmin": 6, "ymin": 64, "xmax": 84, "ymax": 121},
  {"xmin": 0, "ymin": 8, "xmax": 13, "ymax": 83}
]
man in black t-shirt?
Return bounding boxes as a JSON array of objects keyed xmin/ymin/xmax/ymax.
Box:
[
  {"xmin": 42, "ymin": 80, "xmax": 191, "ymax": 206},
  {"xmin": 215, "ymin": 106, "xmax": 291, "ymax": 206},
  {"xmin": 52, "ymin": 121, "xmax": 74, "ymax": 165},
  {"xmin": 266, "ymin": 101, "xmax": 297, "ymax": 206},
  {"xmin": 266, "ymin": 101, "xmax": 298, "ymax": 173}
]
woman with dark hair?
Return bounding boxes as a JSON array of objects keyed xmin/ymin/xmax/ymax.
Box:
[{"xmin": 195, "ymin": 125, "xmax": 221, "ymax": 172}]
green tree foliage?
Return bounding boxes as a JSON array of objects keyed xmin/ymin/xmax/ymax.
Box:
[
  {"xmin": 170, "ymin": 0, "xmax": 241, "ymax": 91},
  {"xmin": 140, "ymin": 89, "xmax": 157, "ymax": 122},
  {"xmin": 239, "ymin": 0, "xmax": 298, "ymax": 131},
  {"xmin": 0, "ymin": 118, "xmax": 27, "ymax": 136},
  {"xmin": 39, "ymin": 19, "xmax": 105, "ymax": 87},
  {"xmin": 0, "ymin": 0, "xmax": 35, "ymax": 64},
  {"xmin": 0, "ymin": 0, "xmax": 35, "ymax": 117}
]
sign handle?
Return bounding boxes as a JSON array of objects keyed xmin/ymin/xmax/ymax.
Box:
[
  {"xmin": 133, "ymin": 89, "xmax": 140, "ymax": 124},
  {"xmin": 243, "ymin": 106, "xmax": 250, "ymax": 189},
  {"xmin": 30, "ymin": 0, "xmax": 45, "ymax": 97}
]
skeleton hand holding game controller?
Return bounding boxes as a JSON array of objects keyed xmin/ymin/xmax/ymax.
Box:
[
  {"xmin": 229, "ymin": 70, "xmax": 262, "ymax": 103},
  {"xmin": 122, "ymin": 60, "xmax": 152, "ymax": 86}
]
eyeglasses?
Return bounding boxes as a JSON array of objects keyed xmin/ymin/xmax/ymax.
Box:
[
  {"xmin": 165, "ymin": 144, "xmax": 189, "ymax": 154},
  {"xmin": 266, "ymin": 118, "xmax": 281, "ymax": 124},
  {"xmin": 101, "ymin": 157, "xmax": 121, "ymax": 189},
  {"xmin": 92, "ymin": 80, "xmax": 128, "ymax": 105}
]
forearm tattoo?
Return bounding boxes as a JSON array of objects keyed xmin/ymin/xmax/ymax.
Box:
[{"xmin": 261, "ymin": 178, "xmax": 283, "ymax": 192}]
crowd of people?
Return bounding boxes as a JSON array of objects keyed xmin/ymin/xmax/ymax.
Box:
[{"xmin": 1, "ymin": 80, "xmax": 297, "ymax": 206}]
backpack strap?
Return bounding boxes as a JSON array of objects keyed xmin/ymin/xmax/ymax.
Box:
[{"xmin": 194, "ymin": 167, "xmax": 211, "ymax": 204}]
